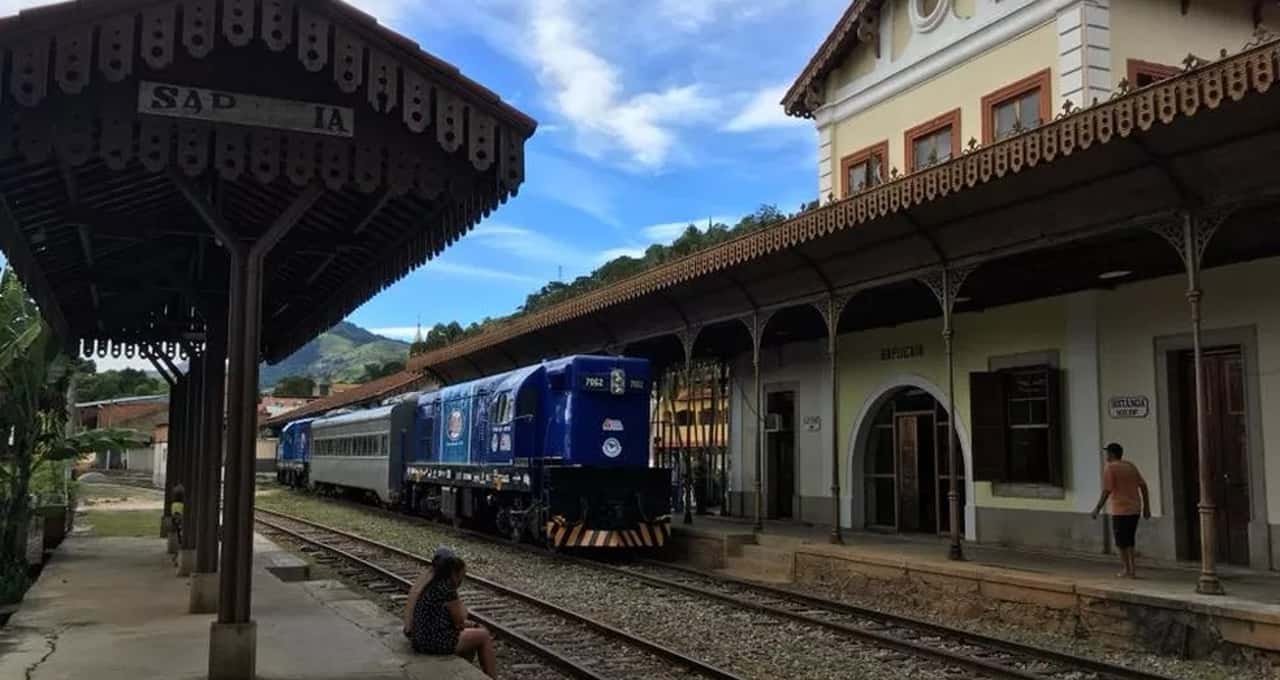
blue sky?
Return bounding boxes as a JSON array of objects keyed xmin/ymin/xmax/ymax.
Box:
[
  {"xmin": 0, "ymin": 0, "xmax": 846, "ymax": 351},
  {"xmin": 342, "ymin": 0, "xmax": 845, "ymax": 341}
]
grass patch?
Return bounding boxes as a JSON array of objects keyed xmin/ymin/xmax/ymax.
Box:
[{"xmin": 82, "ymin": 509, "xmax": 162, "ymax": 537}]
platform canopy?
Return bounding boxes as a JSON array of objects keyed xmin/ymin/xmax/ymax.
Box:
[
  {"xmin": 0, "ymin": 0, "xmax": 535, "ymax": 362},
  {"xmin": 407, "ymin": 35, "xmax": 1280, "ymax": 379}
]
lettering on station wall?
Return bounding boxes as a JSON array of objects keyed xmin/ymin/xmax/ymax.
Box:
[
  {"xmin": 880, "ymin": 344, "xmax": 925, "ymax": 361},
  {"xmin": 802, "ymin": 415, "xmax": 822, "ymax": 432},
  {"xmin": 1108, "ymin": 396, "xmax": 1150, "ymax": 419},
  {"xmin": 138, "ymin": 81, "xmax": 355, "ymax": 138}
]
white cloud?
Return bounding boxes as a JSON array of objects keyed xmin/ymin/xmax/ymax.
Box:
[
  {"xmin": 368, "ymin": 326, "xmax": 421, "ymax": 342},
  {"xmin": 656, "ymin": 0, "xmax": 754, "ymax": 32},
  {"xmin": 529, "ymin": 0, "xmax": 717, "ymax": 170},
  {"xmin": 470, "ymin": 223, "xmax": 592, "ymax": 265},
  {"xmin": 423, "ymin": 261, "xmax": 542, "ymax": 284},
  {"xmin": 595, "ymin": 246, "xmax": 647, "ymax": 263},
  {"xmin": 725, "ymin": 83, "xmax": 805, "ymax": 132},
  {"xmin": 642, "ymin": 215, "xmax": 735, "ymax": 242},
  {"xmin": 0, "ymin": 0, "xmax": 56, "ymax": 13}
]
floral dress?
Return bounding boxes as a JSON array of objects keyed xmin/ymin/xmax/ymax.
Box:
[{"xmin": 411, "ymin": 578, "xmax": 461, "ymax": 655}]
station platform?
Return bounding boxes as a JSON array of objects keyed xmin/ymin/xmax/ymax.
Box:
[
  {"xmin": 670, "ymin": 515, "xmax": 1280, "ymax": 659},
  {"xmin": 0, "ymin": 534, "xmax": 485, "ymax": 680}
]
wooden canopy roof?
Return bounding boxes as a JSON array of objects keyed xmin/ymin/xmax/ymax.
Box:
[
  {"xmin": 0, "ymin": 0, "xmax": 536, "ymax": 363},
  {"xmin": 404, "ymin": 34, "xmax": 1280, "ymax": 380}
]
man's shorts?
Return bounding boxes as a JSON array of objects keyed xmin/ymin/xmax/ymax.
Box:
[{"xmin": 1113, "ymin": 514, "xmax": 1139, "ymax": 548}]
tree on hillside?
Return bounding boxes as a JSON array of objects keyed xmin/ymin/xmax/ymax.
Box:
[
  {"xmin": 272, "ymin": 375, "xmax": 316, "ymax": 398},
  {"xmin": 409, "ymin": 203, "xmax": 804, "ymax": 355},
  {"xmin": 409, "ymin": 318, "xmax": 497, "ymax": 356},
  {"xmin": 76, "ymin": 367, "xmax": 167, "ymax": 402},
  {"xmin": 361, "ymin": 360, "xmax": 405, "ymax": 382}
]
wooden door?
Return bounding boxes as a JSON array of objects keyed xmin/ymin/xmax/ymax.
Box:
[
  {"xmin": 895, "ymin": 415, "xmax": 920, "ymax": 532},
  {"xmin": 1179, "ymin": 348, "xmax": 1250, "ymax": 565}
]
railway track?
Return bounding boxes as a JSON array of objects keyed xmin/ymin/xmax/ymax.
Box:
[
  {"xmin": 613, "ymin": 560, "xmax": 1176, "ymax": 680},
  {"xmin": 254, "ymin": 508, "xmax": 741, "ymax": 680},
  {"xmin": 263, "ymin": 496, "xmax": 1179, "ymax": 680}
]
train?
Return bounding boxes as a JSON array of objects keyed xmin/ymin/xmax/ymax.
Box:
[{"xmin": 275, "ymin": 355, "xmax": 673, "ymax": 548}]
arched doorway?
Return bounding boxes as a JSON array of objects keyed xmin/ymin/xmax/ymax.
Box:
[{"xmin": 861, "ymin": 386, "xmax": 966, "ymax": 535}]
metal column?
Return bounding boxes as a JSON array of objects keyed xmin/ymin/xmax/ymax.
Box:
[
  {"xmin": 920, "ymin": 266, "xmax": 973, "ymax": 562},
  {"xmin": 1151, "ymin": 209, "xmax": 1230, "ymax": 595},
  {"xmin": 192, "ymin": 306, "xmax": 227, "ymax": 613},
  {"xmin": 682, "ymin": 354, "xmax": 694, "ymax": 525},
  {"xmin": 751, "ymin": 312, "xmax": 764, "ymax": 532},
  {"xmin": 823, "ymin": 294, "xmax": 846, "ymax": 544},
  {"xmin": 160, "ymin": 374, "xmax": 180, "ymax": 537},
  {"xmin": 176, "ymin": 177, "xmax": 323, "ymax": 679},
  {"xmin": 179, "ymin": 351, "xmax": 204, "ymax": 568}
]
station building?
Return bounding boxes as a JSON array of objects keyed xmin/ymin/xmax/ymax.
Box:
[
  {"xmin": 742, "ymin": 0, "xmax": 1280, "ymax": 570},
  {"xmin": 393, "ymin": 0, "xmax": 1280, "ymax": 581}
]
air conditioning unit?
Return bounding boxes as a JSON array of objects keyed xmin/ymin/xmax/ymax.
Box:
[{"xmin": 764, "ymin": 413, "xmax": 783, "ymax": 432}]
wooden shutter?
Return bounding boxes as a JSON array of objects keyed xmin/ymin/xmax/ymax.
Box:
[
  {"xmin": 1045, "ymin": 367, "xmax": 1064, "ymax": 487},
  {"xmin": 969, "ymin": 371, "xmax": 1008, "ymax": 481}
]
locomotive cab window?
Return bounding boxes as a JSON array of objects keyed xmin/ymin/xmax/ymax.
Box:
[{"xmin": 491, "ymin": 393, "xmax": 514, "ymax": 425}]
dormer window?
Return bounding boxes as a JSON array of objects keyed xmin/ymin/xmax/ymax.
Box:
[
  {"xmin": 840, "ymin": 141, "xmax": 888, "ymax": 197},
  {"xmin": 982, "ymin": 70, "xmax": 1052, "ymax": 143}
]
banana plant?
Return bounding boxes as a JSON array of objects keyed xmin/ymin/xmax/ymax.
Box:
[{"xmin": 0, "ymin": 268, "xmax": 147, "ymax": 568}]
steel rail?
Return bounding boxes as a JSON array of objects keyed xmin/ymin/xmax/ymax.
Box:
[
  {"xmin": 272, "ymin": 495, "xmax": 1175, "ymax": 680},
  {"xmin": 254, "ymin": 509, "xmax": 742, "ymax": 680},
  {"xmin": 631, "ymin": 559, "xmax": 1180, "ymax": 680}
]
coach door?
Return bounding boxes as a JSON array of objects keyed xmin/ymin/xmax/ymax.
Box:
[{"xmin": 1176, "ymin": 347, "xmax": 1250, "ymax": 566}]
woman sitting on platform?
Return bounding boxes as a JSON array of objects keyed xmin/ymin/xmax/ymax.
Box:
[{"xmin": 404, "ymin": 547, "xmax": 496, "ymax": 678}]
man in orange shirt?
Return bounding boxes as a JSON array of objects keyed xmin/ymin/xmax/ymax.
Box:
[{"xmin": 1091, "ymin": 443, "xmax": 1151, "ymax": 578}]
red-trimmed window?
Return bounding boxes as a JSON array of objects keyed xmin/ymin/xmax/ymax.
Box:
[
  {"xmin": 840, "ymin": 141, "xmax": 888, "ymax": 197},
  {"xmin": 981, "ymin": 69, "xmax": 1052, "ymax": 144},
  {"xmin": 904, "ymin": 109, "xmax": 960, "ymax": 173},
  {"xmin": 1127, "ymin": 59, "xmax": 1180, "ymax": 88}
]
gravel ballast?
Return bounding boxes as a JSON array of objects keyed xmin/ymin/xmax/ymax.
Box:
[{"xmin": 256, "ymin": 491, "xmax": 1273, "ymax": 680}]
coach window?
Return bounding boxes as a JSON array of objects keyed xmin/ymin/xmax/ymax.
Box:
[
  {"xmin": 981, "ymin": 69, "xmax": 1051, "ymax": 143},
  {"xmin": 969, "ymin": 364, "xmax": 1062, "ymax": 486}
]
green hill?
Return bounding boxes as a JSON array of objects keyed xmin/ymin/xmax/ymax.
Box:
[{"xmin": 259, "ymin": 321, "xmax": 409, "ymax": 389}]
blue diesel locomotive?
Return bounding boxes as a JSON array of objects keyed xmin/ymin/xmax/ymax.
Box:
[
  {"xmin": 276, "ymin": 355, "xmax": 672, "ymax": 548},
  {"xmin": 275, "ymin": 418, "xmax": 313, "ymax": 487}
]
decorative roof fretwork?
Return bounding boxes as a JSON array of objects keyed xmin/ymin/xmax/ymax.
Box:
[
  {"xmin": 0, "ymin": 0, "xmax": 537, "ymax": 362},
  {"xmin": 411, "ymin": 36, "xmax": 1280, "ymax": 373},
  {"xmin": 0, "ymin": 0, "xmax": 532, "ymax": 192}
]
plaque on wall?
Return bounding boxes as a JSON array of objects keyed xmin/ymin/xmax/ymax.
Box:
[{"xmin": 1108, "ymin": 396, "xmax": 1149, "ymax": 419}]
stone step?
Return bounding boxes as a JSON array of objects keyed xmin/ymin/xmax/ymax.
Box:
[
  {"xmin": 753, "ymin": 533, "xmax": 810, "ymax": 549},
  {"xmin": 739, "ymin": 543, "xmax": 795, "ymax": 563},
  {"xmin": 723, "ymin": 553, "xmax": 793, "ymax": 581}
]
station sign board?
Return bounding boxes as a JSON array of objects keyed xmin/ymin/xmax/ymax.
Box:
[
  {"xmin": 138, "ymin": 81, "xmax": 354, "ymax": 137},
  {"xmin": 1108, "ymin": 395, "xmax": 1149, "ymax": 419}
]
